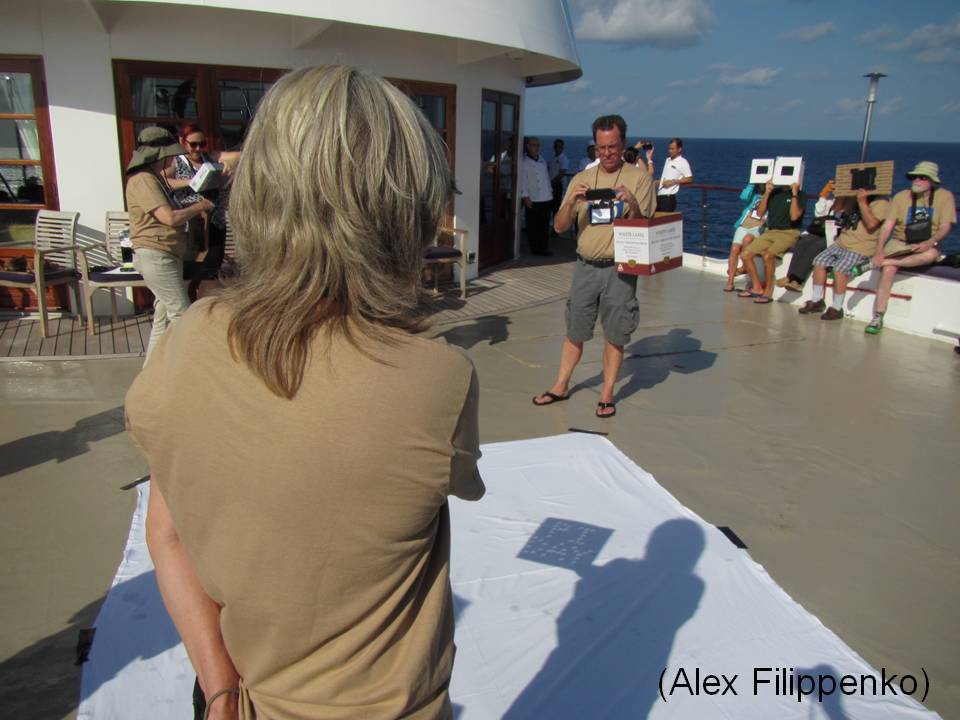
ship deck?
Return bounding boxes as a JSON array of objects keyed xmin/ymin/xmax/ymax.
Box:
[{"xmin": 1, "ymin": 248, "xmax": 957, "ymax": 718}]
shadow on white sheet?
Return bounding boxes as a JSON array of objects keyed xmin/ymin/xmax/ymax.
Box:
[{"xmin": 78, "ymin": 434, "xmax": 940, "ymax": 719}]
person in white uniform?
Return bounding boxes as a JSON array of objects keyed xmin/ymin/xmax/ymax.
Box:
[
  {"xmin": 521, "ymin": 136, "xmax": 555, "ymax": 256},
  {"xmin": 656, "ymin": 138, "xmax": 693, "ymax": 212}
]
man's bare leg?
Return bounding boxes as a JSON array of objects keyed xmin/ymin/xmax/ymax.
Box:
[
  {"xmin": 534, "ymin": 337, "xmax": 583, "ymax": 403},
  {"xmin": 762, "ymin": 252, "xmax": 777, "ymax": 297},
  {"xmin": 740, "ymin": 251, "xmax": 763, "ymax": 294},
  {"xmin": 597, "ymin": 339, "xmax": 624, "ymax": 416},
  {"xmin": 875, "ymin": 248, "xmax": 939, "ymax": 314}
]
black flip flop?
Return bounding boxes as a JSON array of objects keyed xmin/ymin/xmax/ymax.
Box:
[
  {"xmin": 533, "ymin": 391, "xmax": 569, "ymax": 406},
  {"xmin": 596, "ymin": 402, "xmax": 616, "ymax": 418}
]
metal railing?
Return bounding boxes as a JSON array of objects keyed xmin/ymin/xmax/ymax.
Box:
[{"xmin": 687, "ymin": 183, "xmax": 742, "ymax": 258}]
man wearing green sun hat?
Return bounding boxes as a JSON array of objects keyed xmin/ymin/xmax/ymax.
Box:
[
  {"xmin": 866, "ymin": 161, "xmax": 956, "ymax": 335},
  {"xmin": 126, "ymin": 126, "xmax": 214, "ymax": 361}
]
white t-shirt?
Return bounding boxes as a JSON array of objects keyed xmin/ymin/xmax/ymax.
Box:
[
  {"xmin": 520, "ymin": 155, "xmax": 553, "ymax": 203},
  {"xmin": 658, "ymin": 154, "xmax": 692, "ymax": 196},
  {"xmin": 547, "ymin": 152, "xmax": 570, "ymax": 182}
]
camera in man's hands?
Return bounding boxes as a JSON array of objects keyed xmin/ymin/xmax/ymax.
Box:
[
  {"xmin": 586, "ymin": 188, "xmax": 617, "ymax": 225},
  {"xmin": 641, "ymin": 142, "xmax": 654, "ymax": 151}
]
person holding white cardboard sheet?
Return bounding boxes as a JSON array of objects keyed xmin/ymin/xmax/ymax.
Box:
[
  {"xmin": 739, "ymin": 180, "xmax": 808, "ymax": 304},
  {"xmin": 799, "ymin": 188, "xmax": 889, "ymax": 321},
  {"xmin": 532, "ymin": 114, "xmax": 656, "ymax": 418},
  {"xmin": 865, "ymin": 161, "xmax": 956, "ymax": 334}
]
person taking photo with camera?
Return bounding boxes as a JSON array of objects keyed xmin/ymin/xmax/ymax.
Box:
[{"xmin": 532, "ymin": 114, "xmax": 656, "ymax": 418}]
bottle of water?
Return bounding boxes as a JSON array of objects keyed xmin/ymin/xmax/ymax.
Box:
[{"xmin": 119, "ymin": 230, "xmax": 134, "ymax": 270}]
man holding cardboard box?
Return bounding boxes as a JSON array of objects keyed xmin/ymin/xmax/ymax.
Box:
[{"xmin": 532, "ymin": 114, "xmax": 656, "ymax": 418}]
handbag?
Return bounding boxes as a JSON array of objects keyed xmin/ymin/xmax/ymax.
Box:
[{"xmin": 904, "ymin": 189, "xmax": 934, "ymax": 244}]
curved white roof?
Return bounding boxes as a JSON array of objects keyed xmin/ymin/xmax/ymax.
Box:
[{"xmin": 107, "ymin": 0, "xmax": 581, "ymax": 86}]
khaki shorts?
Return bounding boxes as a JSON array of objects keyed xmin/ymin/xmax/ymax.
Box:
[
  {"xmin": 565, "ymin": 259, "xmax": 639, "ymax": 347},
  {"xmin": 743, "ymin": 228, "xmax": 800, "ymax": 257}
]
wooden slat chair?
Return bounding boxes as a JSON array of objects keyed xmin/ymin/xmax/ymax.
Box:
[
  {"xmin": 218, "ymin": 212, "xmax": 239, "ymax": 281},
  {"xmin": 0, "ymin": 210, "xmax": 83, "ymax": 337},
  {"xmin": 77, "ymin": 211, "xmax": 148, "ymax": 335},
  {"xmin": 423, "ymin": 226, "xmax": 468, "ymax": 299}
]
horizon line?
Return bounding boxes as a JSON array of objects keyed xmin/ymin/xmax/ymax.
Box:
[{"xmin": 523, "ymin": 134, "xmax": 960, "ymax": 145}]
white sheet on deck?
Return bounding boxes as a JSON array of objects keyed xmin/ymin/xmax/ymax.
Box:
[{"xmin": 79, "ymin": 434, "xmax": 940, "ymax": 719}]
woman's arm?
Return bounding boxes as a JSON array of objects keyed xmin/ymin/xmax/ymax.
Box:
[
  {"xmin": 161, "ymin": 162, "xmax": 194, "ymax": 191},
  {"xmin": 151, "ymin": 197, "xmax": 214, "ymax": 228},
  {"xmin": 146, "ymin": 479, "xmax": 240, "ymax": 719},
  {"xmin": 210, "ymin": 150, "xmax": 242, "ymax": 175}
]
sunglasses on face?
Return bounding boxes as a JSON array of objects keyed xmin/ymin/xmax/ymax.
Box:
[{"xmin": 186, "ymin": 140, "xmax": 207, "ymax": 149}]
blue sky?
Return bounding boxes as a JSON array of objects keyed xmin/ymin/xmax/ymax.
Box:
[{"xmin": 526, "ymin": 0, "xmax": 960, "ymax": 142}]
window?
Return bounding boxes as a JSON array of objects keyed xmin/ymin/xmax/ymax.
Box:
[
  {"xmin": 388, "ymin": 78, "xmax": 457, "ymax": 172},
  {"xmin": 113, "ymin": 60, "xmax": 284, "ymax": 171},
  {"xmin": 0, "ymin": 56, "xmax": 59, "ymax": 244}
]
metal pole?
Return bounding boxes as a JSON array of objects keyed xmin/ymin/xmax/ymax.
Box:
[
  {"xmin": 700, "ymin": 187, "xmax": 709, "ymax": 265},
  {"xmin": 859, "ymin": 72, "xmax": 886, "ymax": 163}
]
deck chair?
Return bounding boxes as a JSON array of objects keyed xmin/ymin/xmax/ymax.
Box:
[
  {"xmin": 423, "ymin": 226, "xmax": 468, "ymax": 299},
  {"xmin": 77, "ymin": 212, "xmax": 148, "ymax": 335},
  {"xmin": 0, "ymin": 210, "xmax": 83, "ymax": 337}
]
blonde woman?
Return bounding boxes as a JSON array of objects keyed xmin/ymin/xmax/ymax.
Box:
[{"xmin": 126, "ymin": 66, "xmax": 484, "ymax": 720}]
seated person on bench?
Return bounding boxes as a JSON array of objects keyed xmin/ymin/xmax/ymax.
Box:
[{"xmin": 798, "ymin": 188, "xmax": 888, "ymax": 320}]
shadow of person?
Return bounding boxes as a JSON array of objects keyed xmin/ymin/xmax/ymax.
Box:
[
  {"xmin": 438, "ymin": 314, "xmax": 511, "ymax": 349},
  {"xmin": 503, "ymin": 518, "xmax": 705, "ymax": 719},
  {"xmin": 0, "ymin": 405, "xmax": 126, "ymax": 478},
  {"xmin": 568, "ymin": 328, "xmax": 716, "ymax": 402},
  {"xmin": 78, "ymin": 570, "xmax": 181, "ymax": 702},
  {"xmin": 794, "ymin": 664, "xmax": 851, "ymax": 720},
  {"xmin": 0, "ymin": 595, "xmax": 103, "ymax": 719},
  {"xmin": 0, "ymin": 570, "xmax": 181, "ymax": 718}
]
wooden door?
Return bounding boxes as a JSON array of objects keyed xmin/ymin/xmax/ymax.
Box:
[{"xmin": 479, "ymin": 90, "xmax": 518, "ymax": 269}]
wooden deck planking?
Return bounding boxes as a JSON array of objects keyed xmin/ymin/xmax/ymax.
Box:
[{"xmin": 1, "ymin": 259, "xmax": 574, "ymax": 358}]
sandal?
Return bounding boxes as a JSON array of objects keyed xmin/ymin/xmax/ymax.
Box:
[
  {"xmin": 738, "ymin": 290, "xmax": 760, "ymax": 299},
  {"xmin": 533, "ymin": 391, "xmax": 569, "ymax": 406},
  {"xmin": 752, "ymin": 295, "xmax": 773, "ymax": 304},
  {"xmin": 596, "ymin": 402, "xmax": 616, "ymax": 418}
]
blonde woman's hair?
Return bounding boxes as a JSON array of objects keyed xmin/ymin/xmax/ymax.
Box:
[{"xmin": 216, "ymin": 66, "xmax": 452, "ymax": 399}]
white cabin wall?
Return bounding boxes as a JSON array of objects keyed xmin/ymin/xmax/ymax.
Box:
[{"xmin": 2, "ymin": 1, "xmax": 534, "ymax": 289}]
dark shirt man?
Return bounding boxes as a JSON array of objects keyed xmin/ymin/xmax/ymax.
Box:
[
  {"xmin": 532, "ymin": 115, "xmax": 656, "ymax": 418},
  {"xmin": 740, "ymin": 181, "xmax": 808, "ymax": 303}
]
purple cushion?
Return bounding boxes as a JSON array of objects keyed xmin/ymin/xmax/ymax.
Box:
[
  {"xmin": 88, "ymin": 266, "xmax": 144, "ymax": 282},
  {"xmin": 0, "ymin": 268, "xmax": 78, "ymax": 283},
  {"xmin": 900, "ymin": 264, "xmax": 960, "ymax": 282},
  {"xmin": 424, "ymin": 246, "xmax": 462, "ymax": 261}
]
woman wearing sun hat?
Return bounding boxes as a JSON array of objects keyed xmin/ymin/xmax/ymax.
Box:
[
  {"xmin": 125, "ymin": 126, "xmax": 214, "ymax": 360},
  {"xmin": 866, "ymin": 161, "xmax": 956, "ymax": 335}
]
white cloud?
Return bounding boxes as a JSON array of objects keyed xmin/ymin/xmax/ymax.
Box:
[
  {"xmin": 884, "ymin": 15, "xmax": 960, "ymax": 52},
  {"xmin": 781, "ymin": 21, "xmax": 837, "ymax": 42},
  {"xmin": 831, "ymin": 98, "xmax": 863, "ymax": 115},
  {"xmin": 940, "ymin": 100, "xmax": 960, "ymax": 114},
  {"xmin": 668, "ymin": 77, "xmax": 703, "ymax": 89},
  {"xmin": 914, "ymin": 48, "xmax": 960, "ymax": 64},
  {"xmin": 774, "ymin": 99, "xmax": 804, "ymax": 114},
  {"xmin": 589, "ymin": 94, "xmax": 630, "ymax": 111},
  {"xmin": 563, "ymin": 78, "xmax": 592, "ymax": 94},
  {"xmin": 719, "ymin": 67, "xmax": 782, "ymax": 87},
  {"xmin": 857, "ymin": 25, "xmax": 896, "ymax": 45},
  {"xmin": 878, "ymin": 96, "xmax": 905, "ymax": 115},
  {"xmin": 650, "ymin": 96, "xmax": 667, "ymax": 108},
  {"xmin": 572, "ymin": 0, "xmax": 716, "ymax": 47},
  {"xmin": 702, "ymin": 92, "xmax": 741, "ymax": 114}
]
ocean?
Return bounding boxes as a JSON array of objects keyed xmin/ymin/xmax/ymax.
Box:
[{"xmin": 536, "ymin": 136, "xmax": 960, "ymax": 256}]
